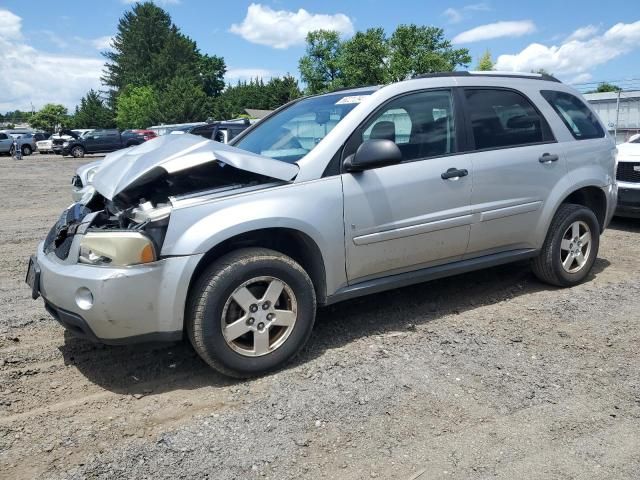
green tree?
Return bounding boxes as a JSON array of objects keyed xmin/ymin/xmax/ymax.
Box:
[
  {"xmin": 476, "ymin": 50, "xmax": 494, "ymax": 71},
  {"xmin": 199, "ymin": 54, "xmax": 227, "ymax": 97},
  {"xmin": 387, "ymin": 25, "xmax": 471, "ymax": 81},
  {"xmin": 72, "ymin": 90, "xmax": 115, "ymax": 128},
  {"xmin": 157, "ymin": 76, "xmax": 208, "ymax": 123},
  {"xmin": 30, "ymin": 104, "xmax": 69, "ymax": 132},
  {"xmin": 589, "ymin": 82, "xmax": 622, "ymax": 93},
  {"xmin": 339, "ymin": 28, "xmax": 389, "ymax": 87},
  {"xmin": 210, "ymin": 76, "xmax": 302, "ymax": 120},
  {"xmin": 299, "ymin": 30, "xmax": 343, "ymax": 94},
  {"xmin": 115, "ymin": 86, "xmax": 158, "ymax": 129},
  {"xmin": 103, "ymin": 2, "xmax": 225, "ymax": 97}
]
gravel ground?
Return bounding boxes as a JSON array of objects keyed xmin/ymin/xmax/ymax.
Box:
[{"xmin": 0, "ymin": 153, "xmax": 639, "ymax": 480}]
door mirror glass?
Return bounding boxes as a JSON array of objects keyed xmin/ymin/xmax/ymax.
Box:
[{"xmin": 344, "ymin": 139, "xmax": 402, "ymax": 172}]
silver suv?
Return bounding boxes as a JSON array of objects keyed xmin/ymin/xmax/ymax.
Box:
[{"xmin": 27, "ymin": 72, "xmax": 617, "ymax": 377}]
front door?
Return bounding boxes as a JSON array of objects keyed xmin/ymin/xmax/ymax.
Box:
[
  {"xmin": 461, "ymin": 88, "xmax": 567, "ymax": 256},
  {"xmin": 342, "ymin": 89, "xmax": 472, "ymax": 283}
]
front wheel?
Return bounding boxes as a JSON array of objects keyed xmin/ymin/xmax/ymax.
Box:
[
  {"xmin": 70, "ymin": 146, "xmax": 85, "ymax": 158},
  {"xmin": 21, "ymin": 145, "xmax": 32, "ymax": 156},
  {"xmin": 532, "ymin": 203, "xmax": 600, "ymax": 287},
  {"xmin": 187, "ymin": 248, "xmax": 316, "ymax": 377}
]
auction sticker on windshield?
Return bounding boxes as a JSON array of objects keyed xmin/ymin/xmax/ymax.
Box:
[{"xmin": 335, "ymin": 95, "xmax": 370, "ymax": 105}]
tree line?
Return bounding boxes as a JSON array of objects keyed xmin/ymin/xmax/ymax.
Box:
[{"xmin": 3, "ymin": 1, "xmax": 616, "ymax": 132}]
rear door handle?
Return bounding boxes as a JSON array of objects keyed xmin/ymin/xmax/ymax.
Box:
[
  {"xmin": 539, "ymin": 153, "xmax": 559, "ymax": 163},
  {"xmin": 441, "ymin": 168, "xmax": 469, "ymax": 180}
]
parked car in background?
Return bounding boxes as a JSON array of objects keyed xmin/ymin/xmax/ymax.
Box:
[
  {"xmin": 15, "ymin": 132, "xmax": 50, "ymax": 156},
  {"xmin": 0, "ymin": 131, "xmax": 13, "ymax": 155},
  {"xmin": 121, "ymin": 129, "xmax": 157, "ymax": 145},
  {"xmin": 52, "ymin": 130, "xmax": 94, "ymax": 155},
  {"xmin": 30, "ymin": 72, "xmax": 617, "ymax": 377},
  {"xmin": 61, "ymin": 128, "xmax": 152, "ymax": 158},
  {"xmin": 149, "ymin": 122, "xmax": 207, "ymax": 136},
  {"xmin": 188, "ymin": 120, "xmax": 252, "ymax": 143},
  {"xmin": 615, "ymin": 135, "xmax": 640, "ymax": 217}
]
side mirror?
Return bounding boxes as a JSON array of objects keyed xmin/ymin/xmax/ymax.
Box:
[{"xmin": 344, "ymin": 139, "xmax": 402, "ymax": 172}]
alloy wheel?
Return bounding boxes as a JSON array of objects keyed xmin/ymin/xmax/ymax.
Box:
[
  {"xmin": 221, "ymin": 276, "xmax": 298, "ymax": 357},
  {"xmin": 560, "ymin": 220, "xmax": 592, "ymax": 274}
]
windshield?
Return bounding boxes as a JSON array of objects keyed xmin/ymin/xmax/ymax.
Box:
[{"xmin": 234, "ymin": 91, "xmax": 374, "ymax": 163}]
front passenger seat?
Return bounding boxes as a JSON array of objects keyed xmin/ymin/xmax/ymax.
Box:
[{"xmin": 369, "ymin": 121, "xmax": 396, "ymax": 143}]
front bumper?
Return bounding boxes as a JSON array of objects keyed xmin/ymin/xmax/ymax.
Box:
[
  {"xmin": 33, "ymin": 240, "xmax": 204, "ymax": 344},
  {"xmin": 616, "ymin": 181, "xmax": 640, "ymax": 218}
]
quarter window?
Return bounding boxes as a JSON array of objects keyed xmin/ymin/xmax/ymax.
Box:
[
  {"xmin": 465, "ymin": 88, "xmax": 550, "ymax": 150},
  {"xmin": 541, "ymin": 90, "xmax": 604, "ymax": 140},
  {"xmin": 361, "ymin": 90, "xmax": 456, "ymax": 161}
]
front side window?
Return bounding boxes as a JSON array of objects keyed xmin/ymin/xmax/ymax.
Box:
[
  {"xmin": 361, "ymin": 90, "xmax": 457, "ymax": 161},
  {"xmin": 541, "ymin": 90, "xmax": 604, "ymax": 140},
  {"xmin": 465, "ymin": 88, "xmax": 550, "ymax": 150},
  {"xmin": 234, "ymin": 91, "xmax": 375, "ymax": 163}
]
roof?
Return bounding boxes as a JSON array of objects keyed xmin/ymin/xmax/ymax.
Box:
[
  {"xmin": 583, "ymin": 90, "xmax": 640, "ymax": 101},
  {"xmin": 413, "ymin": 70, "xmax": 561, "ymax": 83}
]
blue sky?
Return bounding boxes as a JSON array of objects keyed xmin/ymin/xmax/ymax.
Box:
[{"xmin": 1, "ymin": 0, "xmax": 639, "ymax": 111}]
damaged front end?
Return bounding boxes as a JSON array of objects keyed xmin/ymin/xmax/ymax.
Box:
[{"xmin": 46, "ymin": 134, "xmax": 297, "ymax": 267}]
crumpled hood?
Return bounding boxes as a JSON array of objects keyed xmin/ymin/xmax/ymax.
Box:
[{"xmin": 92, "ymin": 134, "xmax": 299, "ymax": 200}]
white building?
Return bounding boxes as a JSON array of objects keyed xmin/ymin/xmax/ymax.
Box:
[{"xmin": 583, "ymin": 90, "xmax": 640, "ymax": 144}]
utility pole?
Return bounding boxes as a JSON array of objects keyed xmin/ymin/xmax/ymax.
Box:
[{"xmin": 614, "ymin": 89, "xmax": 621, "ymax": 143}]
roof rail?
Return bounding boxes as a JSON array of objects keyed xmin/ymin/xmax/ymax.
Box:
[{"xmin": 412, "ymin": 71, "xmax": 562, "ymax": 83}]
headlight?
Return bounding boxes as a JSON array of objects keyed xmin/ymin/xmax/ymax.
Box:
[
  {"xmin": 78, "ymin": 232, "xmax": 157, "ymax": 266},
  {"xmin": 85, "ymin": 166, "xmax": 100, "ymax": 184},
  {"xmin": 63, "ymin": 141, "xmax": 69, "ymax": 147}
]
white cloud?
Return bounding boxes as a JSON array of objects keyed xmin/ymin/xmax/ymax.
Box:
[
  {"xmin": 230, "ymin": 3, "xmax": 354, "ymax": 49},
  {"xmin": 453, "ymin": 20, "xmax": 536, "ymax": 43},
  {"xmin": 495, "ymin": 21, "xmax": 640, "ymax": 77},
  {"xmin": 568, "ymin": 73, "xmax": 593, "ymax": 84},
  {"xmin": 0, "ymin": 9, "xmax": 103, "ymax": 111},
  {"xmin": 91, "ymin": 35, "xmax": 113, "ymax": 50},
  {"xmin": 0, "ymin": 8, "xmax": 22, "ymax": 40},
  {"xmin": 443, "ymin": 3, "xmax": 491, "ymax": 24},
  {"xmin": 566, "ymin": 24, "xmax": 599, "ymax": 42}
]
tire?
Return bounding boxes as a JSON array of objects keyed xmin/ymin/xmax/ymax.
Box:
[
  {"xmin": 532, "ymin": 203, "xmax": 600, "ymax": 287},
  {"xmin": 187, "ymin": 248, "xmax": 316, "ymax": 378},
  {"xmin": 21, "ymin": 145, "xmax": 32, "ymax": 156},
  {"xmin": 70, "ymin": 146, "xmax": 85, "ymax": 158}
]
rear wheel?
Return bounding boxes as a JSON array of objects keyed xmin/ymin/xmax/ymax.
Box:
[
  {"xmin": 70, "ymin": 146, "xmax": 85, "ymax": 158},
  {"xmin": 187, "ymin": 248, "xmax": 316, "ymax": 377},
  {"xmin": 532, "ymin": 203, "xmax": 600, "ymax": 287}
]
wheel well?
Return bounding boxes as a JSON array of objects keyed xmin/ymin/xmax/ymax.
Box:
[
  {"xmin": 187, "ymin": 228, "xmax": 328, "ymax": 305},
  {"xmin": 561, "ymin": 186, "xmax": 607, "ymax": 232}
]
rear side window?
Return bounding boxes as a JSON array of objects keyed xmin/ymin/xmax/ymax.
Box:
[
  {"xmin": 464, "ymin": 88, "xmax": 552, "ymax": 150},
  {"xmin": 0, "ymin": 133, "xmax": 7, "ymax": 140},
  {"xmin": 541, "ymin": 90, "xmax": 604, "ymax": 140}
]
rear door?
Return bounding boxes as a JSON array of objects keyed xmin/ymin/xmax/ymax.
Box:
[
  {"xmin": 342, "ymin": 89, "xmax": 473, "ymax": 283},
  {"xmin": 462, "ymin": 88, "xmax": 566, "ymax": 256}
]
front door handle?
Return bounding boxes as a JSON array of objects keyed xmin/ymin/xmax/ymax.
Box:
[
  {"xmin": 441, "ymin": 168, "xmax": 469, "ymax": 180},
  {"xmin": 539, "ymin": 153, "xmax": 559, "ymax": 163}
]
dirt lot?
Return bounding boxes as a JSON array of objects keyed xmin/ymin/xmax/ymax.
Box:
[{"xmin": 0, "ymin": 153, "xmax": 639, "ymax": 480}]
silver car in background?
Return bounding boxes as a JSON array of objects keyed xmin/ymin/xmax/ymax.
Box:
[{"xmin": 28, "ymin": 72, "xmax": 616, "ymax": 377}]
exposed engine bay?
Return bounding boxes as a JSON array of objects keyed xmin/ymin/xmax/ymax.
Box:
[{"xmin": 46, "ymin": 162, "xmax": 276, "ymax": 261}]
